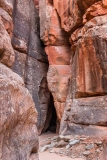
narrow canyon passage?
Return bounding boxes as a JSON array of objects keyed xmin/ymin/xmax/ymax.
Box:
[
  {"xmin": 1, "ymin": 0, "xmax": 107, "ymax": 159},
  {"xmin": 46, "ymin": 100, "xmax": 57, "ymax": 133},
  {"xmin": 42, "ymin": 94, "xmax": 57, "ymax": 133}
]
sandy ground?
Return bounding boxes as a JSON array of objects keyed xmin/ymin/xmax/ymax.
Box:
[{"xmin": 39, "ymin": 133, "xmax": 84, "ymax": 160}]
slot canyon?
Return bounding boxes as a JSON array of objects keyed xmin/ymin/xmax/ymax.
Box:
[{"xmin": 0, "ymin": 0, "xmax": 107, "ymax": 159}]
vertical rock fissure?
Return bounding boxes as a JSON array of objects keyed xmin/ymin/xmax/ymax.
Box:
[{"xmin": 42, "ymin": 93, "xmax": 57, "ymax": 133}]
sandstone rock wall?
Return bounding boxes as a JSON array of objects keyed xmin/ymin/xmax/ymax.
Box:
[
  {"xmin": 59, "ymin": 0, "xmax": 107, "ymax": 138},
  {"xmin": 39, "ymin": 0, "xmax": 72, "ymax": 132},
  {"xmin": 0, "ymin": 0, "xmax": 39, "ymax": 159},
  {"xmin": 40, "ymin": 0, "xmax": 107, "ymax": 139},
  {"xmin": 11, "ymin": 0, "xmax": 50, "ymax": 134}
]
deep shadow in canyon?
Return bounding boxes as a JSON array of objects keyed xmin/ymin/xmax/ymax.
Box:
[{"xmin": 42, "ymin": 94, "xmax": 57, "ymax": 133}]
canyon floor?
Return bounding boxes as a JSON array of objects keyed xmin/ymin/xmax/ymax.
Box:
[{"xmin": 39, "ymin": 133, "xmax": 84, "ymax": 160}]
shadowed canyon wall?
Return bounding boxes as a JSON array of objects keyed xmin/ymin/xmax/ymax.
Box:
[
  {"xmin": 0, "ymin": 0, "xmax": 39, "ymax": 159},
  {"xmin": 11, "ymin": 0, "xmax": 51, "ymax": 134}
]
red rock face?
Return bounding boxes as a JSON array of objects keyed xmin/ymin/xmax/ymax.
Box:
[
  {"xmin": 53, "ymin": 0, "xmax": 82, "ymax": 32},
  {"xmin": 103, "ymin": 0, "xmax": 107, "ymax": 7},
  {"xmin": 83, "ymin": 1, "xmax": 107, "ymax": 24},
  {"xmin": 45, "ymin": 46, "xmax": 71, "ymax": 65},
  {"xmin": 40, "ymin": 0, "xmax": 72, "ymax": 132},
  {"xmin": 40, "ymin": 0, "xmax": 107, "ymax": 151}
]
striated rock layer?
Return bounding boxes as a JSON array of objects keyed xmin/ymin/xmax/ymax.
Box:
[
  {"xmin": 40, "ymin": 0, "xmax": 71, "ymax": 132},
  {"xmin": 11, "ymin": 0, "xmax": 50, "ymax": 134},
  {"xmin": 40, "ymin": 0, "xmax": 107, "ymax": 152}
]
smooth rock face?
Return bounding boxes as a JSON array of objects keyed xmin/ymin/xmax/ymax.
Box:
[
  {"xmin": 0, "ymin": 63, "xmax": 39, "ymax": 160},
  {"xmin": 11, "ymin": 0, "xmax": 50, "ymax": 134}
]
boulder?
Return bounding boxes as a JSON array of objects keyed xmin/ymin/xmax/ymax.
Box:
[{"xmin": 0, "ymin": 63, "xmax": 39, "ymax": 160}]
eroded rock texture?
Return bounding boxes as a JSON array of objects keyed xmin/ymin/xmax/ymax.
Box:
[
  {"xmin": 0, "ymin": 63, "xmax": 39, "ymax": 160},
  {"xmin": 40, "ymin": 0, "xmax": 107, "ymax": 154},
  {"xmin": 11, "ymin": 0, "xmax": 50, "ymax": 134},
  {"xmin": 0, "ymin": 1, "xmax": 39, "ymax": 159},
  {"xmin": 60, "ymin": 3, "xmax": 107, "ymax": 139},
  {"xmin": 40, "ymin": 0, "xmax": 71, "ymax": 131}
]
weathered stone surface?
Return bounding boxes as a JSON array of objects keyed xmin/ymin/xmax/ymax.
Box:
[
  {"xmin": 60, "ymin": 122, "xmax": 107, "ymax": 138},
  {"xmin": 39, "ymin": 1, "xmax": 69, "ymax": 45},
  {"xmin": 54, "ymin": 102, "xmax": 65, "ymax": 122},
  {"xmin": 60, "ymin": 96, "xmax": 107, "ymax": 138},
  {"xmin": 63, "ymin": 96, "xmax": 107, "ymax": 126},
  {"xmin": 0, "ymin": 18, "xmax": 14, "ymax": 67},
  {"xmin": 0, "ymin": 63, "xmax": 39, "ymax": 160},
  {"xmin": 77, "ymin": 0, "xmax": 100, "ymax": 11},
  {"xmin": 12, "ymin": 50, "xmax": 26, "ymax": 81},
  {"xmin": 45, "ymin": 46, "xmax": 71, "ymax": 65},
  {"xmin": 46, "ymin": 65, "xmax": 70, "ymax": 130},
  {"xmin": 83, "ymin": 1, "xmax": 107, "ymax": 24},
  {"xmin": 47, "ymin": 65, "xmax": 70, "ymax": 102},
  {"xmin": 69, "ymin": 15, "xmax": 107, "ymax": 98},
  {"xmin": 0, "ymin": 7, "xmax": 13, "ymax": 36},
  {"xmin": 40, "ymin": 0, "xmax": 107, "ymax": 158},
  {"xmin": 12, "ymin": 51, "xmax": 50, "ymax": 134},
  {"xmin": 53, "ymin": 0, "xmax": 83, "ymax": 32},
  {"xmin": 25, "ymin": 56, "xmax": 50, "ymax": 134},
  {"xmin": 0, "ymin": 0, "xmax": 13, "ymax": 16},
  {"xmin": 12, "ymin": 0, "xmax": 46, "ymax": 59},
  {"xmin": 11, "ymin": 0, "xmax": 50, "ymax": 134},
  {"xmin": 40, "ymin": 0, "xmax": 71, "ymax": 132},
  {"xmin": 52, "ymin": 0, "xmax": 100, "ymax": 32}
]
